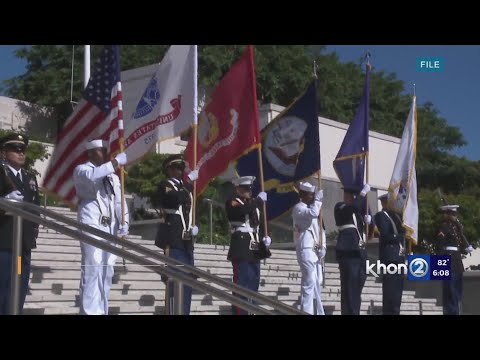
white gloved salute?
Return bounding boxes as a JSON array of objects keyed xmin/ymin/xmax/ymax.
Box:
[
  {"xmin": 191, "ymin": 225, "xmax": 199, "ymax": 236},
  {"xmin": 315, "ymin": 189, "xmax": 324, "ymax": 202},
  {"xmin": 364, "ymin": 214, "xmax": 372, "ymax": 225},
  {"xmin": 360, "ymin": 183, "xmax": 371, "ymax": 197},
  {"xmin": 187, "ymin": 170, "xmax": 199, "ymax": 182},
  {"xmin": 5, "ymin": 190, "xmax": 24, "ymax": 201},
  {"xmin": 262, "ymin": 236, "xmax": 272, "ymax": 247},
  {"xmin": 257, "ymin": 192, "xmax": 267, "ymax": 202},
  {"xmin": 114, "ymin": 152, "xmax": 127, "ymax": 166},
  {"xmin": 117, "ymin": 223, "xmax": 129, "ymax": 237}
]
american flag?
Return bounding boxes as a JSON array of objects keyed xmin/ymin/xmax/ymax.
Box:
[{"xmin": 42, "ymin": 45, "xmax": 123, "ymax": 205}]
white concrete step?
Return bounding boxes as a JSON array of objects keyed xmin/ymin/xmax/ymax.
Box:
[{"xmin": 22, "ymin": 206, "xmax": 444, "ymax": 315}]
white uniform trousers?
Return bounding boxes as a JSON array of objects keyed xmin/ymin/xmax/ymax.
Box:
[
  {"xmin": 297, "ymin": 247, "xmax": 325, "ymax": 315},
  {"xmin": 79, "ymin": 223, "xmax": 118, "ymax": 315}
]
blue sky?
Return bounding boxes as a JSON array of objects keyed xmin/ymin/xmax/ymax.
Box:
[
  {"xmin": 326, "ymin": 45, "xmax": 480, "ymax": 160},
  {"xmin": 1, "ymin": 45, "xmax": 479, "ymax": 160}
]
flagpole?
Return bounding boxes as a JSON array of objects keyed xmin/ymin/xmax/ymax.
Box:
[
  {"xmin": 84, "ymin": 45, "xmax": 90, "ymax": 88},
  {"xmin": 192, "ymin": 45, "xmax": 199, "ymax": 230},
  {"xmin": 257, "ymin": 146, "xmax": 269, "ymax": 243},
  {"xmin": 408, "ymin": 83, "xmax": 416, "ymax": 255},
  {"xmin": 248, "ymin": 45, "xmax": 269, "ymax": 264},
  {"xmin": 113, "ymin": 46, "xmax": 127, "ymax": 268},
  {"xmin": 364, "ymin": 53, "xmax": 371, "ymax": 244},
  {"xmin": 312, "ymin": 63, "xmax": 326, "ymax": 288},
  {"xmin": 192, "ymin": 123, "xmax": 198, "ymax": 226}
]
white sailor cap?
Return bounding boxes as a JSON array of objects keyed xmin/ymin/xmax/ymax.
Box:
[
  {"xmin": 298, "ymin": 181, "xmax": 316, "ymax": 193},
  {"xmin": 440, "ymin": 205, "xmax": 459, "ymax": 212},
  {"xmin": 85, "ymin": 139, "xmax": 107, "ymax": 150},
  {"xmin": 232, "ymin": 176, "xmax": 256, "ymax": 187}
]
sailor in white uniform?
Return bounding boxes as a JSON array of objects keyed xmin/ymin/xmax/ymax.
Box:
[
  {"xmin": 73, "ymin": 139, "xmax": 129, "ymax": 315},
  {"xmin": 292, "ymin": 181, "xmax": 326, "ymax": 315}
]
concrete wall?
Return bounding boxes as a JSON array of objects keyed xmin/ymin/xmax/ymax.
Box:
[{"xmin": 0, "ymin": 96, "xmax": 57, "ymax": 141}]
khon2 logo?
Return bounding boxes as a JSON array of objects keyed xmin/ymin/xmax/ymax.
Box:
[{"xmin": 408, "ymin": 255, "xmax": 430, "ymax": 281}]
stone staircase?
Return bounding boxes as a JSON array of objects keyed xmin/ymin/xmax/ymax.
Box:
[{"xmin": 24, "ymin": 206, "xmax": 444, "ymax": 315}]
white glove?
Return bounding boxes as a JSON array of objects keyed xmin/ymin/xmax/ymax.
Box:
[
  {"xmin": 114, "ymin": 152, "xmax": 127, "ymax": 166},
  {"xmin": 257, "ymin": 192, "xmax": 267, "ymax": 202},
  {"xmin": 360, "ymin": 183, "xmax": 371, "ymax": 196},
  {"xmin": 191, "ymin": 225, "xmax": 199, "ymax": 236},
  {"xmin": 364, "ymin": 214, "xmax": 372, "ymax": 225},
  {"xmin": 262, "ymin": 236, "xmax": 272, "ymax": 247},
  {"xmin": 117, "ymin": 224, "xmax": 129, "ymax": 237},
  {"xmin": 187, "ymin": 170, "xmax": 199, "ymax": 182},
  {"xmin": 466, "ymin": 245, "xmax": 474, "ymax": 254},
  {"xmin": 318, "ymin": 247, "xmax": 326, "ymax": 259},
  {"xmin": 5, "ymin": 190, "xmax": 24, "ymax": 201},
  {"xmin": 315, "ymin": 189, "xmax": 324, "ymax": 202}
]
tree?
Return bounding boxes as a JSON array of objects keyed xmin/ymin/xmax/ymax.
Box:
[
  {"xmin": 4, "ymin": 45, "xmax": 480, "ymax": 246},
  {"xmin": 3, "ymin": 45, "xmax": 316, "ymax": 135},
  {"xmin": 414, "ymin": 189, "xmax": 480, "ymax": 253}
]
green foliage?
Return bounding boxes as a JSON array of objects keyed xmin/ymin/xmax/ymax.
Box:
[
  {"xmin": 2, "ymin": 45, "xmax": 317, "ymax": 132},
  {"xmin": 326, "ymin": 230, "xmax": 339, "ymax": 242},
  {"xmin": 194, "ymin": 180, "xmax": 231, "ymax": 245},
  {"xmin": 124, "ymin": 152, "xmax": 168, "ymax": 209},
  {"xmin": 415, "ymin": 188, "xmax": 480, "ymax": 252},
  {"xmin": 3, "ymin": 45, "xmax": 480, "ymax": 247}
]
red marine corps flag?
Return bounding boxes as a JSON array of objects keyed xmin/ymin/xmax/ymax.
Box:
[{"xmin": 185, "ymin": 45, "xmax": 261, "ymax": 196}]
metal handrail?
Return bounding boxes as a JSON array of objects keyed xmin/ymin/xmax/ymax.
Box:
[{"xmin": 0, "ymin": 199, "xmax": 305, "ymax": 315}]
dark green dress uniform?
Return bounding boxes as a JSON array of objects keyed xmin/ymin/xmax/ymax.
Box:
[
  {"xmin": 0, "ymin": 133, "xmax": 40, "ymax": 315},
  {"xmin": 334, "ymin": 187, "xmax": 368, "ymax": 315},
  {"xmin": 374, "ymin": 195, "xmax": 405, "ymax": 315},
  {"xmin": 435, "ymin": 205, "xmax": 470, "ymax": 315}
]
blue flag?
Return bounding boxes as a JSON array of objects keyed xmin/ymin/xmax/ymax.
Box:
[
  {"xmin": 235, "ymin": 81, "xmax": 320, "ymax": 220},
  {"xmin": 333, "ymin": 64, "xmax": 371, "ymax": 191}
]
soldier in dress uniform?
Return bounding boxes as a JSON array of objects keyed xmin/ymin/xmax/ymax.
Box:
[
  {"xmin": 0, "ymin": 133, "xmax": 40, "ymax": 315},
  {"xmin": 435, "ymin": 204, "xmax": 473, "ymax": 315},
  {"xmin": 225, "ymin": 176, "xmax": 271, "ymax": 315},
  {"xmin": 374, "ymin": 193, "xmax": 406, "ymax": 315},
  {"xmin": 334, "ymin": 184, "xmax": 371, "ymax": 315},
  {"xmin": 292, "ymin": 181, "xmax": 326, "ymax": 315},
  {"xmin": 73, "ymin": 139, "xmax": 129, "ymax": 315},
  {"xmin": 154, "ymin": 154, "xmax": 199, "ymax": 315}
]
